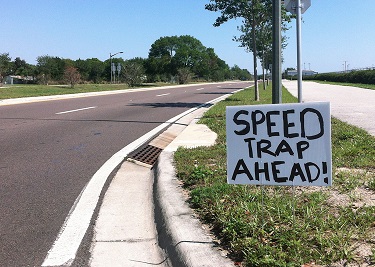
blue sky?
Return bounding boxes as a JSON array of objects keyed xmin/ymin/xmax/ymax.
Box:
[{"xmin": 2, "ymin": 1, "xmax": 375, "ymax": 74}]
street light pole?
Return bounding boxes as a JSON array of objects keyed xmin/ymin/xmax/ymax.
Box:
[{"xmin": 109, "ymin": 51, "xmax": 123, "ymax": 83}]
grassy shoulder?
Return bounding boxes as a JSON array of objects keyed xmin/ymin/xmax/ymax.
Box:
[
  {"xmin": 0, "ymin": 82, "xmax": 171, "ymax": 100},
  {"xmin": 174, "ymin": 84, "xmax": 375, "ymax": 266}
]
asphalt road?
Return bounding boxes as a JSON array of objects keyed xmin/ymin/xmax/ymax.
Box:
[{"xmin": 0, "ymin": 81, "xmax": 252, "ymax": 267}]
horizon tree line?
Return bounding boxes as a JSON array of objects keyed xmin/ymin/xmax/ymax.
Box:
[{"xmin": 0, "ymin": 35, "xmax": 252, "ymax": 87}]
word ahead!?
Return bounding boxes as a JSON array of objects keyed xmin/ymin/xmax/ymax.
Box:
[{"xmin": 226, "ymin": 102, "xmax": 332, "ymax": 186}]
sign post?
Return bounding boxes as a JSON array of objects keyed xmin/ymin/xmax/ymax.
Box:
[
  {"xmin": 272, "ymin": 0, "xmax": 282, "ymax": 104},
  {"xmin": 284, "ymin": 0, "xmax": 311, "ymax": 103},
  {"xmin": 226, "ymin": 102, "xmax": 331, "ymax": 186},
  {"xmin": 117, "ymin": 63, "xmax": 122, "ymax": 84},
  {"xmin": 111, "ymin": 63, "xmax": 116, "ymax": 83}
]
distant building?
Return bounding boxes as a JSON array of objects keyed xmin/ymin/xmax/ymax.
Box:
[
  {"xmin": 303, "ymin": 70, "xmax": 318, "ymax": 76},
  {"xmin": 4, "ymin": 75, "xmax": 35, "ymax": 85},
  {"xmin": 286, "ymin": 69, "xmax": 318, "ymax": 77}
]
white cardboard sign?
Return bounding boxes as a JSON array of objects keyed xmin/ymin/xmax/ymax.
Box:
[{"xmin": 226, "ymin": 102, "xmax": 332, "ymax": 186}]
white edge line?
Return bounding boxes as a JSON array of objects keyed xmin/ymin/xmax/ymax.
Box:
[
  {"xmin": 56, "ymin": 106, "xmax": 96, "ymax": 115},
  {"xmin": 41, "ymin": 105, "xmax": 204, "ymax": 266},
  {"xmin": 41, "ymin": 89, "xmax": 245, "ymax": 266}
]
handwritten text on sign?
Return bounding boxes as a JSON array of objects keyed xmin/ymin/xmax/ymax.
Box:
[{"xmin": 226, "ymin": 102, "xmax": 332, "ymax": 186}]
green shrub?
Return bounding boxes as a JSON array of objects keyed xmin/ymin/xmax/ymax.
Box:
[{"xmin": 310, "ymin": 69, "xmax": 375, "ymax": 85}]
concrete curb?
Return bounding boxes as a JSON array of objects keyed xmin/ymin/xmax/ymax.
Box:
[
  {"xmin": 150, "ymin": 89, "xmax": 243, "ymax": 266},
  {"xmin": 153, "ymin": 149, "xmax": 233, "ymax": 267}
]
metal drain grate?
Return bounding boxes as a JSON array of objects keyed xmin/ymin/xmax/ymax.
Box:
[{"xmin": 128, "ymin": 145, "xmax": 163, "ymax": 167}]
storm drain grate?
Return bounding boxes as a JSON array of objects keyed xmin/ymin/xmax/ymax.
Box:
[{"xmin": 128, "ymin": 145, "xmax": 163, "ymax": 167}]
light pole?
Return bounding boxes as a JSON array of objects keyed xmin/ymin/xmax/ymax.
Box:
[
  {"xmin": 110, "ymin": 51, "xmax": 123, "ymax": 83},
  {"xmin": 343, "ymin": 61, "xmax": 349, "ymax": 73}
]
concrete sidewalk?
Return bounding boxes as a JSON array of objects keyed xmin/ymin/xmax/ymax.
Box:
[{"xmin": 283, "ymin": 80, "xmax": 375, "ymax": 136}]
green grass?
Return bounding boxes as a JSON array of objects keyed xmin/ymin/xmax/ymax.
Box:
[
  {"xmin": 332, "ymin": 118, "xmax": 375, "ymax": 169},
  {"xmin": 174, "ymin": 83, "xmax": 375, "ymax": 266},
  {"xmin": 0, "ymin": 82, "xmax": 170, "ymax": 100}
]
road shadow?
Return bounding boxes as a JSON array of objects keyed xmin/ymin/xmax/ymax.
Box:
[
  {"xmin": 196, "ymin": 92, "xmax": 235, "ymax": 95},
  {"xmin": 215, "ymin": 87, "xmax": 244, "ymax": 90}
]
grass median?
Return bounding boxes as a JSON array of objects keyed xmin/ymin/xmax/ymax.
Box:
[{"xmin": 174, "ymin": 84, "xmax": 375, "ymax": 266}]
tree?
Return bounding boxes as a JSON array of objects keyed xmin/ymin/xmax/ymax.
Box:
[
  {"xmin": 235, "ymin": 8, "xmax": 290, "ymax": 90},
  {"xmin": 147, "ymin": 36, "xmax": 180, "ymax": 81},
  {"xmin": 122, "ymin": 58, "xmax": 146, "ymax": 87},
  {"xmin": 177, "ymin": 67, "xmax": 192, "ymax": 84},
  {"xmin": 205, "ymin": 0, "xmax": 265, "ymax": 100},
  {"xmin": 0, "ymin": 53, "xmax": 12, "ymax": 85},
  {"xmin": 75, "ymin": 58, "xmax": 105, "ymax": 83},
  {"xmin": 235, "ymin": 18, "xmax": 272, "ymax": 90},
  {"xmin": 86, "ymin": 58, "xmax": 105, "ymax": 83},
  {"xmin": 13, "ymin": 57, "xmax": 26, "ymax": 74},
  {"xmin": 64, "ymin": 66, "xmax": 81, "ymax": 88},
  {"xmin": 12, "ymin": 57, "xmax": 36, "ymax": 79},
  {"xmin": 36, "ymin": 55, "xmax": 66, "ymax": 84},
  {"xmin": 173, "ymin": 35, "xmax": 207, "ymax": 71},
  {"xmin": 146, "ymin": 35, "xmax": 230, "ymax": 82},
  {"xmin": 205, "ymin": 0, "xmax": 290, "ymax": 99},
  {"xmin": 230, "ymin": 65, "xmax": 253, "ymax": 80}
]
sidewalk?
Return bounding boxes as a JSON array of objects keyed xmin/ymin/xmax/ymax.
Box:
[{"xmin": 282, "ymin": 80, "xmax": 375, "ymax": 136}]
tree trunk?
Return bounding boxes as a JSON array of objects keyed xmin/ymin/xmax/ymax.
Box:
[
  {"xmin": 251, "ymin": 0, "xmax": 259, "ymax": 101},
  {"xmin": 262, "ymin": 55, "xmax": 266, "ymax": 90}
]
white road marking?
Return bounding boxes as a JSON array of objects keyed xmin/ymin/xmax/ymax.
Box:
[
  {"xmin": 56, "ymin": 106, "xmax": 96, "ymax": 115},
  {"xmin": 42, "ymin": 90, "xmax": 246, "ymax": 266},
  {"xmin": 156, "ymin": 93, "xmax": 170, "ymax": 97},
  {"xmin": 41, "ymin": 106, "xmax": 205, "ymax": 266},
  {"xmin": 196, "ymin": 88, "xmax": 205, "ymax": 91}
]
